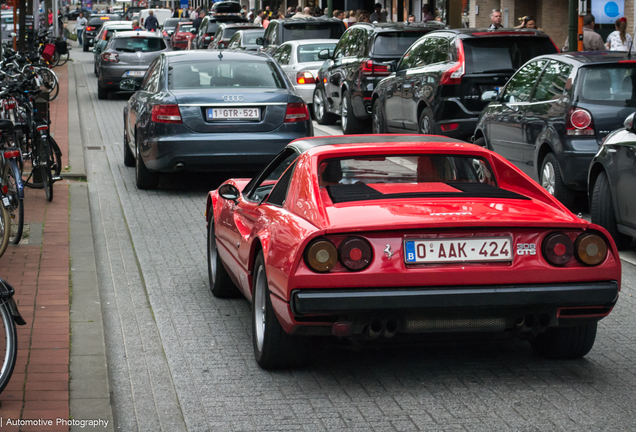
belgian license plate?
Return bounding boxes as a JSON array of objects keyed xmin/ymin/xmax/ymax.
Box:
[
  {"xmin": 207, "ymin": 108, "xmax": 260, "ymax": 120},
  {"xmin": 126, "ymin": 70, "xmax": 146, "ymax": 77},
  {"xmin": 404, "ymin": 237, "xmax": 512, "ymax": 264}
]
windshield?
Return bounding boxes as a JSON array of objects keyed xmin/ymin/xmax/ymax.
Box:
[
  {"xmin": 579, "ymin": 66, "xmax": 636, "ymax": 106},
  {"xmin": 297, "ymin": 43, "xmax": 337, "ymax": 62},
  {"xmin": 373, "ymin": 32, "xmax": 429, "ymax": 56},
  {"xmin": 463, "ymin": 37, "xmax": 557, "ymax": 74},
  {"xmin": 169, "ymin": 60, "xmax": 286, "ymax": 89},
  {"xmin": 282, "ymin": 23, "xmax": 344, "ymax": 41},
  {"xmin": 177, "ymin": 24, "xmax": 193, "ymax": 33},
  {"xmin": 112, "ymin": 37, "xmax": 166, "ymax": 52}
]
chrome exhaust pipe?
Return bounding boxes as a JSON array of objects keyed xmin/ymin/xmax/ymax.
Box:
[
  {"xmin": 368, "ymin": 318, "xmax": 383, "ymax": 339},
  {"xmin": 174, "ymin": 162, "xmax": 185, "ymax": 171},
  {"xmin": 383, "ymin": 317, "xmax": 398, "ymax": 338}
]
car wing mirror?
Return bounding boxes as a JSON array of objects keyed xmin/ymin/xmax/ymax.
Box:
[
  {"xmin": 318, "ymin": 49, "xmax": 331, "ymax": 60},
  {"xmin": 387, "ymin": 60, "xmax": 397, "ymax": 72},
  {"xmin": 218, "ymin": 184, "xmax": 240, "ymax": 203},
  {"xmin": 255, "ymin": 37, "xmax": 264, "ymax": 45},
  {"xmin": 624, "ymin": 112, "xmax": 636, "ymax": 132},
  {"xmin": 481, "ymin": 90, "xmax": 499, "ymax": 102}
]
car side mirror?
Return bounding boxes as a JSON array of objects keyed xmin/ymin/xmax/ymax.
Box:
[
  {"xmin": 318, "ymin": 49, "xmax": 331, "ymax": 60},
  {"xmin": 218, "ymin": 184, "xmax": 240, "ymax": 203},
  {"xmin": 387, "ymin": 60, "xmax": 397, "ymax": 72},
  {"xmin": 481, "ymin": 90, "xmax": 499, "ymax": 102},
  {"xmin": 624, "ymin": 112, "xmax": 636, "ymax": 132},
  {"xmin": 255, "ymin": 37, "xmax": 264, "ymax": 45},
  {"xmin": 120, "ymin": 79, "xmax": 140, "ymax": 91}
]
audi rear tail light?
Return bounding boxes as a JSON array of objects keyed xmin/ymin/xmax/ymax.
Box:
[
  {"xmin": 338, "ymin": 237, "xmax": 373, "ymax": 271},
  {"xmin": 296, "ymin": 71, "xmax": 315, "ymax": 85},
  {"xmin": 440, "ymin": 39, "xmax": 465, "ymax": 86},
  {"xmin": 566, "ymin": 107, "xmax": 594, "ymax": 136},
  {"xmin": 151, "ymin": 105, "xmax": 182, "ymax": 124},
  {"xmin": 360, "ymin": 60, "xmax": 391, "ymax": 77},
  {"xmin": 101, "ymin": 52, "xmax": 119, "ymax": 63},
  {"xmin": 284, "ymin": 103, "xmax": 310, "ymax": 123}
]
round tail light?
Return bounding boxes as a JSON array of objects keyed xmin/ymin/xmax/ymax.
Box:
[
  {"xmin": 542, "ymin": 233, "xmax": 574, "ymax": 266},
  {"xmin": 570, "ymin": 109, "xmax": 592, "ymax": 129},
  {"xmin": 339, "ymin": 237, "xmax": 373, "ymax": 271},
  {"xmin": 305, "ymin": 239, "xmax": 338, "ymax": 273},
  {"xmin": 575, "ymin": 233, "xmax": 607, "ymax": 266}
]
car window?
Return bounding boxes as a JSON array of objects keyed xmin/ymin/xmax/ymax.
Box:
[
  {"xmin": 297, "ymin": 43, "xmax": 337, "ymax": 63},
  {"xmin": 429, "ymin": 37, "xmax": 449, "ymax": 64},
  {"xmin": 169, "ymin": 60, "xmax": 286, "ymax": 89},
  {"xmin": 268, "ymin": 22, "xmax": 279, "ymax": 45},
  {"xmin": 462, "ymin": 37, "xmax": 557, "ymax": 74},
  {"xmin": 243, "ymin": 30, "xmax": 264, "ymax": 45},
  {"xmin": 112, "ymin": 37, "xmax": 166, "ymax": 52},
  {"xmin": 141, "ymin": 59, "xmax": 159, "ymax": 91},
  {"xmin": 266, "ymin": 161, "xmax": 298, "ymax": 206},
  {"xmin": 332, "ymin": 30, "xmax": 350, "ymax": 59},
  {"xmin": 579, "ymin": 65, "xmax": 636, "ymax": 106},
  {"xmin": 502, "ymin": 60, "xmax": 547, "ymax": 103},
  {"xmin": 532, "ymin": 60, "xmax": 572, "ymax": 102},
  {"xmin": 244, "ymin": 148, "xmax": 300, "ymax": 202},
  {"xmin": 281, "ymin": 22, "xmax": 344, "ymax": 42},
  {"xmin": 263, "ymin": 22, "xmax": 275, "ymax": 46},
  {"xmin": 399, "ymin": 38, "xmax": 426, "ymax": 71},
  {"xmin": 373, "ymin": 32, "xmax": 430, "ymax": 57},
  {"xmin": 206, "ymin": 21, "xmax": 220, "ymax": 34},
  {"xmin": 278, "ymin": 44, "xmax": 292, "ymax": 65},
  {"xmin": 228, "ymin": 33, "xmax": 240, "ymax": 48}
]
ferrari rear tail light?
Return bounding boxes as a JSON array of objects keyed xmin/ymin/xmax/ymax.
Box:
[
  {"xmin": 440, "ymin": 39, "xmax": 465, "ymax": 86},
  {"xmin": 284, "ymin": 103, "xmax": 310, "ymax": 123},
  {"xmin": 566, "ymin": 107, "xmax": 594, "ymax": 136},
  {"xmin": 296, "ymin": 71, "xmax": 316, "ymax": 85},
  {"xmin": 574, "ymin": 233, "xmax": 607, "ymax": 266},
  {"xmin": 101, "ymin": 52, "xmax": 119, "ymax": 63},
  {"xmin": 360, "ymin": 60, "xmax": 391, "ymax": 77},
  {"xmin": 542, "ymin": 232, "xmax": 574, "ymax": 266},
  {"xmin": 338, "ymin": 237, "xmax": 373, "ymax": 271},
  {"xmin": 305, "ymin": 238, "xmax": 338, "ymax": 273},
  {"xmin": 151, "ymin": 105, "xmax": 182, "ymax": 124}
]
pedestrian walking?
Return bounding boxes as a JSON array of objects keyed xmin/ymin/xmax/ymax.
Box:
[
  {"xmin": 145, "ymin": 10, "xmax": 159, "ymax": 31},
  {"xmin": 75, "ymin": 12, "xmax": 87, "ymax": 47},
  {"xmin": 606, "ymin": 17, "xmax": 635, "ymax": 52},
  {"xmin": 489, "ymin": 9, "xmax": 502, "ymax": 29},
  {"xmin": 332, "ymin": 9, "xmax": 344, "ymax": 20},
  {"xmin": 563, "ymin": 14, "xmax": 604, "ymax": 51},
  {"xmin": 253, "ymin": 10, "xmax": 265, "ymax": 25},
  {"xmin": 192, "ymin": 10, "xmax": 205, "ymax": 32}
]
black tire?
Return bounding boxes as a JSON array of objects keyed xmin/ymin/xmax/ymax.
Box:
[
  {"xmin": 252, "ymin": 252, "xmax": 305, "ymax": 369},
  {"xmin": 39, "ymin": 137, "xmax": 54, "ymax": 202},
  {"xmin": 531, "ymin": 322, "xmax": 597, "ymax": 359},
  {"xmin": 371, "ymin": 99, "xmax": 386, "ymax": 134},
  {"xmin": 418, "ymin": 107, "xmax": 436, "ymax": 135},
  {"xmin": 57, "ymin": 51, "xmax": 70, "ymax": 66},
  {"xmin": 0, "ymin": 204, "xmax": 11, "ymax": 258},
  {"xmin": 590, "ymin": 171, "xmax": 632, "ymax": 249},
  {"xmin": 312, "ymin": 88, "xmax": 338, "ymax": 125},
  {"xmin": 94, "ymin": 62, "xmax": 98, "ymax": 77},
  {"xmin": 123, "ymin": 127, "xmax": 135, "ymax": 167},
  {"xmin": 341, "ymin": 90, "xmax": 365, "ymax": 134},
  {"xmin": 207, "ymin": 219, "xmax": 240, "ymax": 298},
  {"xmin": 0, "ymin": 302, "xmax": 18, "ymax": 393},
  {"xmin": 135, "ymin": 138, "xmax": 159, "ymax": 190},
  {"xmin": 7, "ymin": 161, "xmax": 24, "ymax": 245},
  {"xmin": 540, "ymin": 153, "xmax": 576, "ymax": 209},
  {"xmin": 83, "ymin": 43, "xmax": 89, "ymax": 52},
  {"xmin": 97, "ymin": 84, "xmax": 109, "ymax": 100},
  {"xmin": 48, "ymin": 137, "xmax": 63, "ymax": 179}
]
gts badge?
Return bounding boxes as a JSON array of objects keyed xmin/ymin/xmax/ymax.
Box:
[{"xmin": 516, "ymin": 243, "xmax": 536, "ymax": 256}]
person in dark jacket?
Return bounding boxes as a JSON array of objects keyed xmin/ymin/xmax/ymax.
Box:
[
  {"xmin": 192, "ymin": 10, "xmax": 205, "ymax": 32},
  {"xmin": 145, "ymin": 10, "xmax": 159, "ymax": 31}
]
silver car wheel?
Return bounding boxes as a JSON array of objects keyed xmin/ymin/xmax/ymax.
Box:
[
  {"xmin": 542, "ymin": 162, "xmax": 556, "ymax": 195},
  {"xmin": 313, "ymin": 91, "xmax": 324, "ymax": 120},
  {"xmin": 254, "ymin": 264, "xmax": 267, "ymax": 352},
  {"xmin": 420, "ymin": 115, "xmax": 431, "ymax": 134},
  {"xmin": 341, "ymin": 97, "xmax": 348, "ymax": 131}
]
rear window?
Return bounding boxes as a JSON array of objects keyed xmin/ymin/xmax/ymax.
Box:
[
  {"xmin": 282, "ymin": 23, "xmax": 344, "ymax": 42},
  {"xmin": 463, "ymin": 36, "xmax": 557, "ymax": 74},
  {"xmin": 106, "ymin": 28, "xmax": 133, "ymax": 39},
  {"xmin": 177, "ymin": 24, "xmax": 193, "ymax": 33},
  {"xmin": 373, "ymin": 32, "xmax": 428, "ymax": 56},
  {"xmin": 163, "ymin": 19, "xmax": 181, "ymax": 29},
  {"xmin": 221, "ymin": 28, "xmax": 242, "ymax": 39},
  {"xmin": 89, "ymin": 15, "xmax": 117, "ymax": 25},
  {"xmin": 579, "ymin": 66, "xmax": 636, "ymax": 106},
  {"xmin": 112, "ymin": 37, "xmax": 166, "ymax": 52},
  {"xmin": 207, "ymin": 19, "xmax": 246, "ymax": 33},
  {"xmin": 169, "ymin": 60, "xmax": 286, "ymax": 90},
  {"xmin": 297, "ymin": 43, "xmax": 337, "ymax": 62},
  {"xmin": 243, "ymin": 30, "xmax": 264, "ymax": 44}
]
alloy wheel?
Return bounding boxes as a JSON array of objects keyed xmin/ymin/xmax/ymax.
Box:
[
  {"xmin": 254, "ymin": 265, "xmax": 267, "ymax": 352},
  {"xmin": 341, "ymin": 98, "xmax": 348, "ymax": 131},
  {"xmin": 372, "ymin": 104, "xmax": 380, "ymax": 134},
  {"xmin": 313, "ymin": 91, "xmax": 324, "ymax": 120},
  {"xmin": 420, "ymin": 115, "xmax": 431, "ymax": 134},
  {"xmin": 542, "ymin": 162, "xmax": 556, "ymax": 195}
]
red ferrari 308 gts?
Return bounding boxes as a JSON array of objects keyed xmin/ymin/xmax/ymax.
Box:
[{"xmin": 205, "ymin": 135, "xmax": 621, "ymax": 369}]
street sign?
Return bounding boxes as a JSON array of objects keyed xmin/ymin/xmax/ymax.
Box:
[
  {"xmin": 180, "ymin": 0, "xmax": 188, "ymax": 9},
  {"xmin": 139, "ymin": 0, "xmax": 148, "ymax": 7}
]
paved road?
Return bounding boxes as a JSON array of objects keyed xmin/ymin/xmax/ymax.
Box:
[{"xmin": 73, "ymin": 47, "xmax": 636, "ymax": 431}]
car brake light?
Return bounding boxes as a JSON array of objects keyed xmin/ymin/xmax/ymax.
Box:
[
  {"xmin": 542, "ymin": 233, "xmax": 574, "ymax": 266},
  {"xmin": 296, "ymin": 71, "xmax": 315, "ymax": 85},
  {"xmin": 440, "ymin": 39, "xmax": 465, "ymax": 86},
  {"xmin": 566, "ymin": 107, "xmax": 594, "ymax": 136},
  {"xmin": 163, "ymin": 30, "xmax": 168, "ymax": 37},
  {"xmin": 440, "ymin": 123, "xmax": 459, "ymax": 132},
  {"xmin": 86, "ymin": 26, "xmax": 94, "ymax": 31},
  {"xmin": 100, "ymin": 52, "xmax": 119, "ymax": 63},
  {"xmin": 338, "ymin": 237, "xmax": 373, "ymax": 271},
  {"xmin": 305, "ymin": 239, "xmax": 338, "ymax": 272},
  {"xmin": 151, "ymin": 105, "xmax": 182, "ymax": 124},
  {"xmin": 284, "ymin": 103, "xmax": 310, "ymax": 123},
  {"xmin": 360, "ymin": 60, "xmax": 391, "ymax": 77},
  {"xmin": 574, "ymin": 233, "xmax": 607, "ymax": 266}
]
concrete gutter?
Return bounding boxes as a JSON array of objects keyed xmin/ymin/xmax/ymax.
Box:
[{"xmin": 63, "ymin": 61, "xmax": 87, "ymax": 181}]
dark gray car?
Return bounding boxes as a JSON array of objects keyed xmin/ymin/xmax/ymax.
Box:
[
  {"xmin": 226, "ymin": 29, "xmax": 265, "ymax": 51},
  {"xmin": 123, "ymin": 50, "xmax": 314, "ymax": 189},
  {"xmin": 97, "ymin": 31, "xmax": 171, "ymax": 100}
]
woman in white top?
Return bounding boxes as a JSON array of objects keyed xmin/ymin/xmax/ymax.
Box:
[
  {"xmin": 606, "ymin": 17, "xmax": 635, "ymax": 52},
  {"xmin": 74, "ymin": 13, "xmax": 88, "ymax": 48}
]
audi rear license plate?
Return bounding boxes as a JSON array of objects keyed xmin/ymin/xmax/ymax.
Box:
[
  {"xmin": 404, "ymin": 238, "xmax": 512, "ymax": 264},
  {"xmin": 207, "ymin": 108, "xmax": 260, "ymax": 120}
]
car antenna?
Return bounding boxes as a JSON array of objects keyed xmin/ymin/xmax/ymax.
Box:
[{"xmin": 218, "ymin": 51, "xmax": 223, "ymax": 60}]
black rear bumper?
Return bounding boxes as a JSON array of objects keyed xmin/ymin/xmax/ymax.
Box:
[{"xmin": 290, "ymin": 281, "xmax": 619, "ymax": 316}]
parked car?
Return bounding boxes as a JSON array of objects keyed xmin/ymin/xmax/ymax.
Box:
[
  {"xmin": 97, "ymin": 31, "xmax": 170, "ymax": 100},
  {"xmin": 139, "ymin": 9, "xmax": 172, "ymax": 28},
  {"xmin": 192, "ymin": 14, "xmax": 248, "ymax": 49},
  {"xmin": 588, "ymin": 112, "xmax": 636, "ymax": 249},
  {"xmin": 92, "ymin": 21, "xmax": 133, "ymax": 76},
  {"xmin": 0, "ymin": 12, "xmax": 18, "ymax": 42},
  {"xmin": 474, "ymin": 51, "xmax": 636, "ymax": 209},
  {"xmin": 226, "ymin": 29, "xmax": 265, "ymax": 51},
  {"xmin": 258, "ymin": 17, "xmax": 345, "ymax": 55},
  {"xmin": 205, "ymin": 134, "xmax": 621, "ymax": 369},
  {"xmin": 272, "ymin": 39, "xmax": 337, "ymax": 109},
  {"xmin": 314, "ymin": 22, "xmax": 444, "ymax": 134},
  {"xmin": 371, "ymin": 28, "xmax": 558, "ymax": 141},
  {"xmin": 64, "ymin": 8, "xmax": 91, "ymax": 20},
  {"xmin": 161, "ymin": 17, "xmax": 190, "ymax": 41},
  {"xmin": 83, "ymin": 14, "xmax": 120, "ymax": 52},
  {"xmin": 124, "ymin": 6, "xmax": 144, "ymax": 21},
  {"xmin": 170, "ymin": 21, "xmax": 193, "ymax": 50},
  {"xmin": 123, "ymin": 50, "xmax": 313, "ymax": 189},
  {"xmin": 208, "ymin": 23, "xmax": 262, "ymax": 50}
]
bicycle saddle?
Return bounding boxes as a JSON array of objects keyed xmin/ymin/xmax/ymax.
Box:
[{"xmin": 0, "ymin": 120, "xmax": 14, "ymax": 131}]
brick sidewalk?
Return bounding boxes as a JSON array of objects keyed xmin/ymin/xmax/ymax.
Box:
[{"xmin": 0, "ymin": 63, "xmax": 71, "ymax": 431}]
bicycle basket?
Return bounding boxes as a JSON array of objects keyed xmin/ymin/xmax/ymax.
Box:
[
  {"xmin": 42, "ymin": 43, "xmax": 56, "ymax": 61},
  {"xmin": 55, "ymin": 41, "xmax": 68, "ymax": 55}
]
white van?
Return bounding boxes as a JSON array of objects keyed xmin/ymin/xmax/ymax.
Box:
[{"xmin": 139, "ymin": 9, "xmax": 172, "ymax": 28}]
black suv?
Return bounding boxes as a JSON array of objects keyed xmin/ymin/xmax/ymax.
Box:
[
  {"xmin": 193, "ymin": 14, "xmax": 248, "ymax": 49},
  {"xmin": 371, "ymin": 29, "xmax": 558, "ymax": 139},
  {"xmin": 84, "ymin": 14, "xmax": 120, "ymax": 52},
  {"xmin": 258, "ymin": 17, "xmax": 345, "ymax": 55},
  {"xmin": 475, "ymin": 51, "xmax": 636, "ymax": 209},
  {"xmin": 313, "ymin": 22, "xmax": 443, "ymax": 134}
]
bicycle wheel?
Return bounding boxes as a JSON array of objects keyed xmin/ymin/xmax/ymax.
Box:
[
  {"xmin": 0, "ymin": 204, "xmax": 11, "ymax": 258},
  {"xmin": 39, "ymin": 137, "xmax": 53, "ymax": 202},
  {"xmin": 6, "ymin": 161, "xmax": 24, "ymax": 244},
  {"xmin": 38, "ymin": 68, "xmax": 59, "ymax": 101},
  {"xmin": 21, "ymin": 134, "xmax": 43, "ymax": 189},
  {"xmin": 0, "ymin": 301, "xmax": 18, "ymax": 394},
  {"xmin": 57, "ymin": 50, "xmax": 69, "ymax": 66},
  {"xmin": 48, "ymin": 136, "xmax": 62, "ymax": 178}
]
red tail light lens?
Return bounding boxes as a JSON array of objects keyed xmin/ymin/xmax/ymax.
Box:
[
  {"xmin": 151, "ymin": 105, "xmax": 182, "ymax": 124},
  {"xmin": 4, "ymin": 101, "xmax": 16, "ymax": 110},
  {"xmin": 305, "ymin": 239, "xmax": 338, "ymax": 272},
  {"xmin": 284, "ymin": 103, "xmax": 310, "ymax": 123},
  {"xmin": 566, "ymin": 107, "xmax": 594, "ymax": 135},
  {"xmin": 163, "ymin": 30, "xmax": 168, "ymax": 37},
  {"xmin": 3, "ymin": 150, "xmax": 20, "ymax": 158},
  {"xmin": 86, "ymin": 26, "xmax": 94, "ymax": 31},
  {"xmin": 296, "ymin": 71, "xmax": 316, "ymax": 85},
  {"xmin": 440, "ymin": 39, "xmax": 465, "ymax": 85},
  {"xmin": 574, "ymin": 233, "xmax": 607, "ymax": 266},
  {"xmin": 360, "ymin": 60, "xmax": 391, "ymax": 77},
  {"xmin": 440, "ymin": 123, "xmax": 459, "ymax": 132},
  {"xmin": 100, "ymin": 52, "xmax": 119, "ymax": 63},
  {"xmin": 339, "ymin": 237, "xmax": 373, "ymax": 271},
  {"xmin": 542, "ymin": 233, "xmax": 574, "ymax": 266}
]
